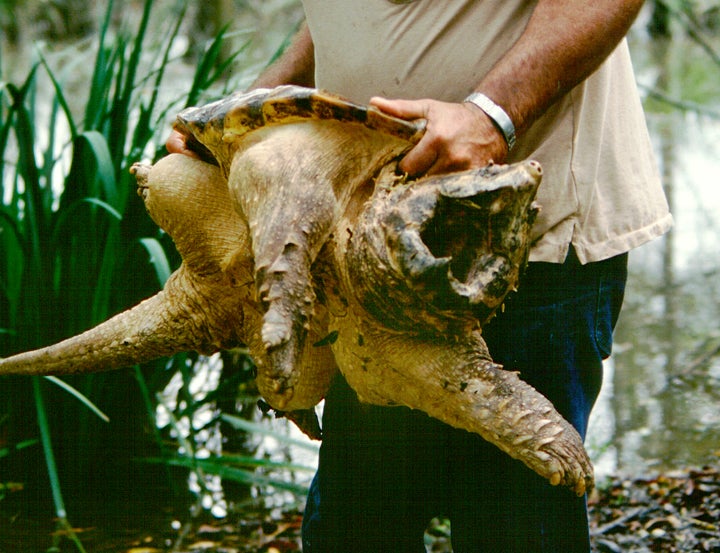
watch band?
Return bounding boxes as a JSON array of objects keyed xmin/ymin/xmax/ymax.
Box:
[{"xmin": 464, "ymin": 92, "xmax": 516, "ymax": 152}]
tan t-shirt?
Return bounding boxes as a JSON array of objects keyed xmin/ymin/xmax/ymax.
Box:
[{"xmin": 302, "ymin": 0, "xmax": 672, "ymax": 264}]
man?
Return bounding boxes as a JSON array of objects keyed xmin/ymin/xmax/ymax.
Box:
[{"xmin": 169, "ymin": 1, "xmax": 672, "ymax": 551}]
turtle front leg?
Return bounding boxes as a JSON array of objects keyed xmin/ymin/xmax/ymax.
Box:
[
  {"xmin": 326, "ymin": 160, "xmax": 593, "ymax": 494},
  {"xmin": 226, "ymin": 121, "xmax": 416, "ymax": 408},
  {"xmin": 330, "ymin": 313, "xmax": 594, "ymax": 495}
]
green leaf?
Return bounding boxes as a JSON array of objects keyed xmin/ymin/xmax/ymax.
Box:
[
  {"xmin": 50, "ymin": 196, "xmax": 122, "ymax": 251},
  {"xmin": 221, "ymin": 414, "xmax": 320, "ymax": 453},
  {"xmin": 43, "ymin": 376, "xmax": 110, "ymax": 423},
  {"xmin": 80, "ymin": 197, "xmax": 123, "ymax": 221},
  {"xmin": 37, "ymin": 48, "xmax": 79, "ymax": 141},
  {"xmin": 140, "ymin": 237, "xmax": 172, "ymax": 286},
  {"xmin": 141, "ymin": 455, "xmax": 310, "ymax": 495},
  {"xmin": 78, "ymin": 131, "xmax": 118, "ymax": 207},
  {"xmin": 0, "ymin": 438, "xmax": 39, "ymax": 459}
]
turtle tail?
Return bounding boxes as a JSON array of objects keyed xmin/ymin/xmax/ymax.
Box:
[{"xmin": 0, "ymin": 267, "xmax": 244, "ymax": 377}]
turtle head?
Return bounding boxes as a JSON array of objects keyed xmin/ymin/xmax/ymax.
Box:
[{"xmin": 343, "ymin": 160, "xmax": 542, "ymax": 334}]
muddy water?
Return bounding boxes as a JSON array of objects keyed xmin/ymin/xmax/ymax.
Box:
[{"xmin": 587, "ymin": 31, "xmax": 720, "ymax": 479}]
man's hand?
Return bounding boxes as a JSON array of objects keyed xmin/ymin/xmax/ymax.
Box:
[
  {"xmin": 165, "ymin": 129, "xmax": 200, "ymax": 158},
  {"xmin": 369, "ymin": 96, "xmax": 508, "ymax": 177}
]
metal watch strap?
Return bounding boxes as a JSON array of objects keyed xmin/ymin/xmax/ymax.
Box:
[{"xmin": 464, "ymin": 92, "xmax": 516, "ymax": 152}]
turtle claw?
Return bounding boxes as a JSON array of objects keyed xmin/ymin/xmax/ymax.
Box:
[{"xmin": 261, "ymin": 308, "xmax": 292, "ymax": 349}]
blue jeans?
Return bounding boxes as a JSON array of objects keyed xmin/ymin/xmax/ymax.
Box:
[{"xmin": 302, "ymin": 248, "xmax": 628, "ymax": 553}]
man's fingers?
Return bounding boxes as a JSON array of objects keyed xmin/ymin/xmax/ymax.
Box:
[
  {"xmin": 398, "ymin": 134, "xmax": 438, "ymax": 177},
  {"xmin": 372, "ymin": 96, "xmax": 502, "ymax": 177},
  {"xmin": 370, "ymin": 97, "xmax": 435, "ymax": 176},
  {"xmin": 166, "ymin": 130, "xmax": 200, "ymax": 159},
  {"xmin": 369, "ymin": 96, "xmax": 428, "ymax": 120}
]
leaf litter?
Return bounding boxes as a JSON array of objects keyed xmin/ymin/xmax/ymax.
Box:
[{"xmin": 2, "ymin": 466, "xmax": 719, "ymax": 551}]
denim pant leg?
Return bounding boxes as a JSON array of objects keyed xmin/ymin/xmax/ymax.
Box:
[
  {"xmin": 449, "ymin": 249, "xmax": 628, "ymax": 552},
  {"xmin": 302, "ymin": 376, "xmax": 447, "ymax": 553}
]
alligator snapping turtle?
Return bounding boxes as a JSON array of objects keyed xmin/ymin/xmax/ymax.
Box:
[{"xmin": 0, "ymin": 86, "xmax": 593, "ymax": 495}]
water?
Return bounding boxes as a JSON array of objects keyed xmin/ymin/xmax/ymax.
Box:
[{"xmin": 587, "ymin": 29, "xmax": 720, "ymax": 479}]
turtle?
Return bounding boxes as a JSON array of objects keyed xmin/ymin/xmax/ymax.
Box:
[{"xmin": 0, "ymin": 86, "xmax": 593, "ymax": 495}]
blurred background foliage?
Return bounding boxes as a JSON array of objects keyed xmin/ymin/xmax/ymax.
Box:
[
  {"xmin": 0, "ymin": 0, "xmax": 306, "ymax": 542},
  {"xmin": 0, "ymin": 0, "xmax": 719, "ymax": 550}
]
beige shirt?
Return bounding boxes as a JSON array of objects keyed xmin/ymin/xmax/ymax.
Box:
[{"xmin": 302, "ymin": 0, "xmax": 672, "ymax": 264}]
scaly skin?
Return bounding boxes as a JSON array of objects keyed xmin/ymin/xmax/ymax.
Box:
[
  {"xmin": 0, "ymin": 87, "xmax": 595, "ymax": 493},
  {"xmin": 323, "ymin": 159, "xmax": 593, "ymax": 495},
  {"xmin": 328, "ymin": 303, "xmax": 593, "ymax": 496}
]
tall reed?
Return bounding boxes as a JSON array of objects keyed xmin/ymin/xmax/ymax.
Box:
[{"xmin": 0, "ymin": 0, "xmax": 252, "ymax": 543}]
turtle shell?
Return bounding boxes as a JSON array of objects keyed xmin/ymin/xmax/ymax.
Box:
[{"xmin": 174, "ymin": 85, "xmax": 426, "ymax": 169}]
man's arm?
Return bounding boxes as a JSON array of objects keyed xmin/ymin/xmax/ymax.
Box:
[
  {"xmin": 250, "ymin": 22, "xmax": 315, "ymax": 89},
  {"xmin": 371, "ymin": 0, "xmax": 645, "ymax": 176},
  {"xmin": 166, "ymin": 22, "xmax": 315, "ymax": 155}
]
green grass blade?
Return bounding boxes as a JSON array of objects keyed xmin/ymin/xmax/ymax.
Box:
[
  {"xmin": 0, "ymin": 81, "xmax": 14, "ymax": 175},
  {"xmin": 79, "ymin": 197, "xmax": 123, "ymax": 221},
  {"xmin": 33, "ymin": 378, "xmax": 88, "ymax": 552},
  {"xmin": 43, "ymin": 376, "xmax": 110, "ymax": 423},
  {"xmin": 32, "ymin": 377, "xmax": 67, "ymax": 519},
  {"xmin": 7, "ymin": 77, "xmax": 44, "ymax": 262},
  {"xmin": 203, "ymin": 453, "xmax": 315, "ymax": 473},
  {"xmin": 183, "ymin": 26, "xmax": 245, "ymax": 108},
  {"xmin": 36, "ymin": 49, "xmax": 79, "ymax": 141},
  {"xmin": 142, "ymin": 455, "xmax": 310, "ymax": 495},
  {"xmin": 50, "ymin": 197, "xmax": 122, "ymax": 255},
  {"xmin": 85, "ymin": 0, "xmax": 114, "ymax": 129},
  {"xmin": 90, "ymin": 224, "xmax": 122, "ymax": 324},
  {"xmin": 77, "ymin": 131, "xmax": 118, "ymax": 207},
  {"xmin": 0, "ymin": 439, "xmax": 39, "ymax": 459},
  {"xmin": 221, "ymin": 414, "xmax": 320, "ymax": 453},
  {"xmin": 139, "ymin": 237, "xmax": 172, "ymax": 286}
]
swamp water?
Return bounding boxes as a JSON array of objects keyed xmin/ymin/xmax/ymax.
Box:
[{"xmin": 587, "ymin": 31, "xmax": 720, "ymax": 480}]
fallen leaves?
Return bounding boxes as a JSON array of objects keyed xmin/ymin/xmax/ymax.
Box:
[
  {"xmin": 589, "ymin": 466, "xmax": 720, "ymax": 552},
  {"xmin": 3, "ymin": 466, "xmax": 720, "ymax": 552}
]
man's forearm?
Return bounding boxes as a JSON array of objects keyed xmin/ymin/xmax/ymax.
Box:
[
  {"xmin": 251, "ymin": 22, "xmax": 315, "ymax": 89},
  {"xmin": 476, "ymin": 0, "xmax": 645, "ymax": 136}
]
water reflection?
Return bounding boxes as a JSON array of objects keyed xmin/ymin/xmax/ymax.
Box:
[{"xmin": 587, "ymin": 31, "xmax": 720, "ymax": 478}]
